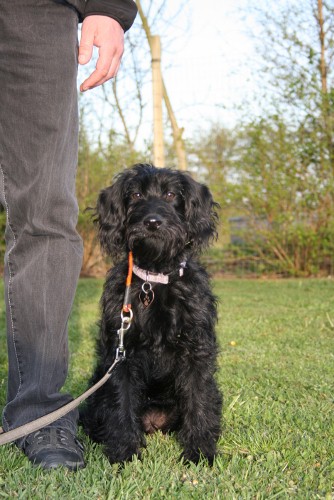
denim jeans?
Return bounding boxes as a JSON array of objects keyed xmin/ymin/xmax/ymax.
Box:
[{"xmin": 0, "ymin": 0, "xmax": 83, "ymax": 441}]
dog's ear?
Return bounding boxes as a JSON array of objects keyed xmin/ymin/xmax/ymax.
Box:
[
  {"xmin": 181, "ymin": 173, "xmax": 219, "ymax": 252},
  {"xmin": 95, "ymin": 173, "xmax": 128, "ymax": 258}
]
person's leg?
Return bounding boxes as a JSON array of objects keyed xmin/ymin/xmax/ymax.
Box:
[{"xmin": 0, "ymin": 0, "xmax": 83, "ymax": 448}]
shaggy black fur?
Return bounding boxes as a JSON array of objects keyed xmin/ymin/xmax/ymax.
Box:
[{"xmin": 81, "ymin": 164, "xmax": 222, "ymax": 465}]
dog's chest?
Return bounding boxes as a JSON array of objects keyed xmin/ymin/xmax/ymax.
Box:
[{"xmin": 127, "ymin": 284, "xmax": 187, "ymax": 346}]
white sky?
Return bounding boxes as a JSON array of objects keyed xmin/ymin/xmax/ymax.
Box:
[{"xmin": 157, "ymin": 0, "xmax": 259, "ymax": 136}]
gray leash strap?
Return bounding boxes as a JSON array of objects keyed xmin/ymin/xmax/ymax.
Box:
[{"xmin": 0, "ymin": 358, "xmax": 121, "ymax": 446}]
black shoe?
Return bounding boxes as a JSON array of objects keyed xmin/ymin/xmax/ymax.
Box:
[{"xmin": 22, "ymin": 427, "xmax": 85, "ymax": 470}]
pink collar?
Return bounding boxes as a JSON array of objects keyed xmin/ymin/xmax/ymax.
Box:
[{"xmin": 132, "ymin": 262, "xmax": 186, "ymax": 284}]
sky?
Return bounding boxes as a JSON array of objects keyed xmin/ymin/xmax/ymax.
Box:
[
  {"xmin": 160, "ymin": 0, "xmax": 258, "ymax": 135},
  {"xmin": 78, "ymin": 0, "xmax": 260, "ymax": 146}
]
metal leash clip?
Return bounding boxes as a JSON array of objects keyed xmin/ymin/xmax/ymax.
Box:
[{"xmin": 115, "ymin": 308, "xmax": 133, "ymax": 360}]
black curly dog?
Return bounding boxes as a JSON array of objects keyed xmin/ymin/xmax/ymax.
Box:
[{"xmin": 81, "ymin": 164, "xmax": 222, "ymax": 465}]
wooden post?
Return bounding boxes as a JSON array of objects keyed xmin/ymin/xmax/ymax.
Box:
[
  {"xmin": 136, "ymin": 1, "xmax": 187, "ymax": 169},
  {"xmin": 151, "ymin": 35, "xmax": 165, "ymax": 167}
]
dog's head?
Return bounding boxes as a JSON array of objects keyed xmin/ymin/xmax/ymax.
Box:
[{"xmin": 95, "ymin": 164, "xmax": 219, "ymax": 264}]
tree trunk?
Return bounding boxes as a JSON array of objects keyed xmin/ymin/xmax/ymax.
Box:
[{"xmin": 316, "ymin": 0, "xmax": 334, "ymax": 170}]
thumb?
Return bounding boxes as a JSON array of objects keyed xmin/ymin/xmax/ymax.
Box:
[{"xmin": 78, "ymin": 23, "xmax": 95, "ymax": 65}]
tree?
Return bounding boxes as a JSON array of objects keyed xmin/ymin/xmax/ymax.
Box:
[
  {"xmin": 230, "ymin": 117, "xmax": 334, "ymax": 275},
  {"xmin": 189, "ymin": 125, "xmax": 236, "ymax": 208},
  {"xmin": 213, "ymin": 0, "xmax": 334, "ymax": 275},
  {"xmin": 248, "ymin": 0, "xmax": 334, "ymax": 168}
]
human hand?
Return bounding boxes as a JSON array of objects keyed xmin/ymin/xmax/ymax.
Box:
[{"xmin": 79, "ymin": 15, "xmax": 124, "ymax": 92}]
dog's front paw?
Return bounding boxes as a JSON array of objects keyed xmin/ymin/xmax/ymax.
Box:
[
  {"xmin": 181, "ymin": 449, "xmax": 216, "ymax": 466},
  {"xmin": 105, "ymin": 442, "xmax": 143, "ymax": 465}
]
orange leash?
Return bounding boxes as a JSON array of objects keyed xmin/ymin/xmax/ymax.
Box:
[
  {"xmin": 122, "ymin": 251, "xmax": 133, "ymax": 313},
  {"xmin": 116, "ymin": 251, "xmax": 134, "ymax": 360}
]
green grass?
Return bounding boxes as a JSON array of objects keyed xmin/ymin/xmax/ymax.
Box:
[{"xmin": 0, "ymin": 278, "xmax": 333, "ymax": 499}]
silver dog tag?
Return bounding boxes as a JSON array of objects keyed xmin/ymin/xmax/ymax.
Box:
[{"xmin": 139, "ymin": 282, "xmax": 155, "ymax": 308}]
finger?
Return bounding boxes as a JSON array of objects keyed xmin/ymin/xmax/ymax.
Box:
[
  {"xmin": 80, "ymin": 61, "xmax": 112, "ymax": 91},
  {"xmin": 106, "ymin": 50, "xmax": 123, "ymax": 79},
  {"xmin": 78, "ymin": 23, "xmax": 95, "ymax": 65},
  {"xmin": 80, "ymin": 60, "xmax": 121, "ymax": 92},
  {"xmin": 80, "ymin": 46, "xmax": 122, "ymax": 91},
  {"xmin": 80, "ymin": 68, "xmax": 108, "ymax": 92}
]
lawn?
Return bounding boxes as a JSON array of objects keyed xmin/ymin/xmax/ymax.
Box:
[{"xmin": 0, "ymin": 278, "xmax": 333, "ymax": 499}]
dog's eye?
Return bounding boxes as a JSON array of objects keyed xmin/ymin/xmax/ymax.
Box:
[
  {"xmin": 131, "ymin": 192, "xmax": 142, "ymax": 200},
  {"xmin": 165, "ymin": 192, "xmax": 176, "ymax": 201}
]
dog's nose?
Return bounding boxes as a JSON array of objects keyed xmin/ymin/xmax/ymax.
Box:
[{"xmin": 144, "ymin": 217, "xmax": 162, "ymax": 231}]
